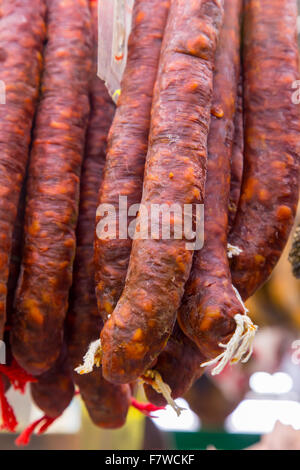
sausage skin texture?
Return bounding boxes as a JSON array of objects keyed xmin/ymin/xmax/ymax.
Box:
[
  {"xmin": 144, "ymin": 324, "xmax": 206, "ymax": 406},
  {"xmin": 101, "ymin": 0, "xmax": 224, "ymax": 384},
  {"xmin": 178, "ymin": 0, "xmax": 243, "ymax": 360},
  {"xmin": 229, "ymin": 0, "xmax": 300, "ymax": 300},
  {"xmin": 31, "ymin": 346, "xmax": 74, "ymax": 418},
  {"xmin": 228, "ymin": 78, "xmax": 244, "ymax": 231},
  {"xmin": 11, "ymin": 0, "xmax": 93, "ymax": 375},
  {"xmin": 0, "ymin": 0, "xmax": 46, "ymax": 339},
  {"xmin": 67, "ymin": 0, "xmax": 130, "ymax": 429},
  {"xmin": 95, "ymin": 0, "xmax": 171, "ymax": 324}
]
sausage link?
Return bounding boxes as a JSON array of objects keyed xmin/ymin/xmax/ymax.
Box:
[
  {"xmin": 229, "ymin": 0, "xmax": 300, "ymax": 300},
  {"xmin": 11, "ymin": 0, "xmax": 93, "ymax": 375},
  {"xmin": 0, "ymin": 0, "xmax": 46, "ymax": 339},
  {"xmin": 67, "ymin": 0, "xmax": 130, "ymax": 428},
  {"xmin": 31, "ymin": 345, "xmax": 74, "ymax": 418},
  {"xmin": 95, "ymin": 0, "xmax": 171, "ymax": 323},
  {"xmin": 101, "ymin": 0, "xmax": 224, "ymax": 384},
  {"xmin": 178, "ymin": 0, "xmax": 244, "ymax": 361}
]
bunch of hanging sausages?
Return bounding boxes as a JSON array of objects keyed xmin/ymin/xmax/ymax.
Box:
[{"xmin": 0, "ymin": 0, "xmax": 299, "ymax": 435}]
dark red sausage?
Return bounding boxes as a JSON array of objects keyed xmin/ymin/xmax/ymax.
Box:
[
  {"xmin": 11, "ymin": 0, "xmax": 93, "ymax": 375},
  {"xmin": 6, "ymin": 181, "xmax": 26, "ymax": 324},
  {"xmin": 67, "ymin": 0, "xmax": 130, "ymax": 429},
  {"xmin": 0, "ymin": 0, "xmax": 46, "ymax": 339},
  {"xmin": 144, "ymin": 324, "xmax": 205, "ymax": 407},
  {"xmin": 228, "ymin": 0, "xmax": 300, "ymax": 301},
  {"xmin": 94, "ymin": 0, "xmax": 171, "ymax": 324},
  {"xmin": 178, "ymin": 0, "xmax": 247, "ymax": 365},
  {"xmin": 101, "ymin": 0, "xmax": 224, "ymax": 384}
]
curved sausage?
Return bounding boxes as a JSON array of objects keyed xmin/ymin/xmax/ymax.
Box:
[
  {"xmin": 11, "ymin": 0, "xmax": 93, "ymax": 375},
  {"xmin": 67, "ymin": 0, "xmax": 130, "ymax": 429},
  {"xmin": 228, "ymin": 77, "xmax": 244, "ymax": 231},
  {"xmin": 0, "ymin": 0, "xmax": 46, "ymax": 339},
  {"xmin": 101, "ymin": 0, "xmax": 224, "ymax": 384},
  {"xmin": 178, "ymin": 0, "xmax": 247, "ymax": 366},
  {"xmin": 95, "ymin": 0, "xmax": 171, "ymax": 324}
]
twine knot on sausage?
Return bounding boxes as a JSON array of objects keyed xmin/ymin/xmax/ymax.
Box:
[{"xmin": 201, "ymin": 287, "xmax": 258, "ymax": 375}]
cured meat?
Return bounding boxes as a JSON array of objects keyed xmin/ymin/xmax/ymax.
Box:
[
  {"xmin": 101, "ymin": 0, "xmax": 224, "ymax": 384},
  {"xmin": 229, "ymin": 0, "xmax": 300, "ymax": 300},
  {"xmin": 0, "ymin": 0, "xmax": 46, "ymax": 339},
  {"xmin": 11, "ymin": 0, "xmax": 93, "ymax": 375}
]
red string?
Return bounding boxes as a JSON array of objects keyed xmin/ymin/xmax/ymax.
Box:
[
  {"xmin": 0, "ymin": 360, "xmax": 37, "ymax": 394},
  {"xmin": 15, "ymin": 415, "xmax": 58, "ymax": 447},
  {"xmin": 131, "ymin": 397, "xmax": 165, "ymax": 418},
  {"xmin": 0, "ymin": 375, "xmax": 18, "ymax": 432}
]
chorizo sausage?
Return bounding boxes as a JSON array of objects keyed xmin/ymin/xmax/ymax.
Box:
[
  {"xmin": 228, "ymin": 77, "xmax": 244, "ymax": 231},
  {"xmin": 147, "ymin": 1, "xmax": 246, "ymax": 396},
  {"xmin": 177, "ymin": 0, "xmax": 252, "ymax": 370},
  {"xmin": 0, "ymin": 0, "xmax": 46, "ymax": 339},
  {"xmin": 228, "ymin": 0, "xmax": 300, "ymax": 300},
  {"xmin": 67, "ymin": 0, "xmax": 130, "ymax": 429},
  {"xmin": 101, "ymin": 0, "xmax": 224, "ymax": 384},
  {"xmin": 11, "ymin": 0, "xmax": 93, "ymax": 375},
  {"xmin": 95, "ymin": 0, "xmax": 171, "ymax": 324}
]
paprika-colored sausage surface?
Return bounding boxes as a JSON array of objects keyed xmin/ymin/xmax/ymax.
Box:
[
  {"xmin": 6, "ymin": 182, "xmax": 26, "ymax": 324},
  {"xmin": 178, "ymin": 0, "xmax": 243, "ymax": 360},
  {"xmin": 31, "ymin": 345, "xmax": 74, "ymax": 418},
  {"xmin": 101, "ymin": 0, "xmax": 224, "ymax": 384},
  {"xmin": 67, "ymin": 0, "xmax": 130, "ymax": 429},
  {"xmin": 11, "ymin": 0, "xmax": 93, "ymax": 375},
  {"xmin": 229, "ymin": 0, "xmax": 300, "ymax": 300},
  {"xmin": 95, "ymin": 0, "xmax": 171, "ymax": 324},
  {"xmin": 0, "ymin": 0, "xmax": 46, "ymax": 340},
  {"xmin": 289, "ymin": 223, "xmax": 300, "ymax": 279}
]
